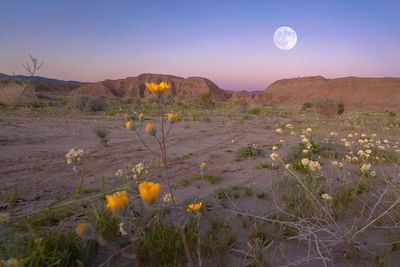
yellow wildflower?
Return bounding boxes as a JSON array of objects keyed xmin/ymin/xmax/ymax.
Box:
[
  {"xmin": 145, "ymin": 122, "xmax": 156, "ymax": 136},
  {"xmin": 167, "ymin": 113, "xmax": 179, "ymax": 123},
  {"xmin": 138, "ymin": 112, "xmax": 144, "ymax": 121},
  {"xmin": 139, "ymin": 181, "xmax": 160, "ymax": 204},
  {"xmin": 75, "ymin": 222, "xmax": 95, "ymax": 239},
  {"xmin": 200, "ymin": 161, "xmax": 207, "ymax": 171},
  {"xmin": 187, "ymin": 202, "xmax": 203, "ymax": 213},
  {"xmin": 106, "ymin": 191, "xmax": 129, "ymax": 211},
  {"xmin": 124, "ymin": 120, "xmax": 134, "ymax": 129},
  {"xmin": 145, "ymin": 81, "xmax": 171, "ymax": 94}
]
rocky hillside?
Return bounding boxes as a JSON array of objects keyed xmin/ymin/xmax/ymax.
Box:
[
  {"xmin": 255, "ymin": 76, "xmax": 400, "ymax": 111},
  {"xmin": 0, "ymin": 73, "xmax": 82, "ymax": 97},
  {"xmin": 3, "ymin": 72, "xmax": 400, "ymax": 111},
  {"xmin": 71, "ymin": 73, "xmax": 231, "ymax": 101}
]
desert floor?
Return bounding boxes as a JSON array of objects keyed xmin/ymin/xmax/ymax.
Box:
[{"xmin": 1, "ymin": 103, "xmax": 400, "ymax": 266}]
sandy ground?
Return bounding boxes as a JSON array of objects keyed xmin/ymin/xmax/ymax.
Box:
[
  {"xmin": 0, "ymin": 114, "xmax": 288, "ymax": 214},
  {"xmin": 1, "ymin": 111, "xmax": 400, "ymax": 266}
]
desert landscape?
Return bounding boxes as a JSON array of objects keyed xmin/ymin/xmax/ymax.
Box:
[
  {"xmin": 1, "ymin": 72, "xmax": 400, "ymax": 266},
  {"xmin": 1, "ymin": 1, "xmax": 400, "ymax": 266}
]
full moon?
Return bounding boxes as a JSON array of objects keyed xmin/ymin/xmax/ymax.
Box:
[{"xmin": 273, "ymin": 26, "xmax": 297, "ymax": 50}]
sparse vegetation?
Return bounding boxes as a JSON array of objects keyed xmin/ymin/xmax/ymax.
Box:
[
  {"xmin": 236, "ymin": 144, "xmax": 265, "ymax": 161},
  {"xmin": 3, "ymin": 90, "xmax": 400, "ymax": 266},
  {"xmin": 69, "ymin": 95, "xmax": 107, "ymax": 112},
  {"xmin": 93, "ymin": 127, "xmax": 109, "ymax": 147}
]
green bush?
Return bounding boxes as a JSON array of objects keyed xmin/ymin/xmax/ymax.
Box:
[
  {"xmin": 137, "ymin": 217, "xmax": 197, "ymax": 267},
  {"xmin": 203, "ymin": 216, "xmax": 237, "ymax": 267},
  {"xmin": 69, "ymin": 95, "xmax": 107, "ymax": 112},
  {"xmin": 5, "ymin": 230, "xmax": 95, "ymax": 267},
  {"xmin": 337, "ymin": 103, "xmax": 345, "ymax": 115},
  {"xmin": 249, "ymin": 106, "xmax": 263, "ymax": 115},
  {"xmin": 93, "ymin": 127, "xmax": 109, "ymax": 147},
  {"xmin": 236, "ymin": 145, "xmax": 264, "ymax": 161},
  {"xmin": 302, "ymin": 102, "xmax": 313, "ymax": 111}
]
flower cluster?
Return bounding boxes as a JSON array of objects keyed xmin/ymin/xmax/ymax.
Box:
[
  {"xmin": 321, "ymin": 193, "xmax": 332, "ymax": 201},
  {"xmin": 301, "ymin": 158, "xmax": 321, "ymax": 172},
  {"xmin": 270, "ymin": 152, "xmax": 279, "ymax": 161},
  {"xmin": 285, "ymin": 123, "xmax": 293, "ymax": 129},
  {"xmin": 65, "ymin": 148, "xmax": 84, "ymax": 165},
  {"xmin": 360, "ymin": 163, "xmax": 376, "ymax": 177},
  {"xmin": 115, "ymin": 162, "xmax": 146, "ymax": 180},
  {"xmin": 331, "ymin": 160, "xmax": 344, "ymax": 168},
  {"xmin": 132, "ymin": 162, "xmax": 145, "ymax": 180}
]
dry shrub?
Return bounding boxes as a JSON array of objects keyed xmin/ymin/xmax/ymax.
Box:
[
  {"xmin": 315, "ymin": 98, "xmax": 337, "ymax": 116},
  {"xmin": 69, "ymin": 95, "xmax": 107, "ymax": 112}
]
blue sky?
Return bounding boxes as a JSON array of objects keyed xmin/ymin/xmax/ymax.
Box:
[{"xmin": 1, "ymin": 0, "xmax": 399, "ymax": 90}]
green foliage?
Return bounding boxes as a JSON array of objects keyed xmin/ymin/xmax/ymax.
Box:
[
  {"xmin": 179, "ymin": 174, "xmax": 222, "ymax": 187},
  {"xmin": 203, "ymin": 216, "xmax": 237, "ymax": 267},
  {"xmin": 93, "ymin": 127, "xmax": 109, "ymax": 147},
  {"xmin": 332, "ymin": 182, "xmax": 357, "ymax": 218},
  {"xmin": 137, "ymin": 217, "xmax": 197, "ymax": 267},
  {"xmin": 387, "ymin": 111, "xmax": 396, "ymax": 117},
  {"xmin": 31, "ymin": 100, "xmax": 46, "ymax": 109},
  {"xmin": 0, "ymin": 188, "xmax": 18, "ymax": 208},
  {"xmin": 302, "ymin": 102, "xmax": 313, "ymax": 111},
  {"xmin": 337, "ymin": 103, "xmax": 345, "ymax": 115},
  {"xmin": 249, "ymin": 106, "xmax": 263, "ymax": 115},
  {"xmin": 285, "ymin": 141, "xmax": 321, "ymax": 174},
  {"xmin": 281, "ymin": 176, "xmax": 321, "ymax": 218},
  {"xmin": 256, "ymin": 192, "xmax": 268, "ymax": 199},
  {"xmin": 87, "ymin": 205, "xmax": 119, "ymax": 239},
  {"xmin": 215, "ymin": 185, "xmax": 253, "ymax": 206},
  {"xmin": 236, "ymin": 145, "xmax": 265, "ymax": 161},
  {"xmin": 69, "ymin": 95, "xmax": 107, "ymax": 112},
  {"xmin": 4, "ymin": 229, "xmax": 95, "ymax": 267},
  {"xmin": 14, "ymin": 208, "xmax": 75, "ymax": 232}
]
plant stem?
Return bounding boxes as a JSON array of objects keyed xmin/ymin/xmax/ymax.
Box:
[{"xmin": 160, "ymin": 104, "xmax": 193, "ymax": 267}]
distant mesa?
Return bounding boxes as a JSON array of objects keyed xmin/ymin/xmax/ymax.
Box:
[
  {"xmin": 1, "ymin": 72, "xmax": 400, "ymax": 111},
  {"xmin": 70, "ymin": 73, "xmax": 231, "ymax": 102}
]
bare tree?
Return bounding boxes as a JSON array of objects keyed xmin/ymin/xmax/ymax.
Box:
[{"xmin": 23, "ymin": 55, "xmax": 44, "ymax": 77}]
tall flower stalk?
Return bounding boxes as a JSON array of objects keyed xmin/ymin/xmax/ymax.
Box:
[{"xmin": 127, "ymin": 81, "xmax": 193, "ymax": 266}]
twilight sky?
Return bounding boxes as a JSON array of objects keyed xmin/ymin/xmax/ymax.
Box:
[{"xmin": 1, "ymin": 0, "xmax": 399, "ymax": 90}]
